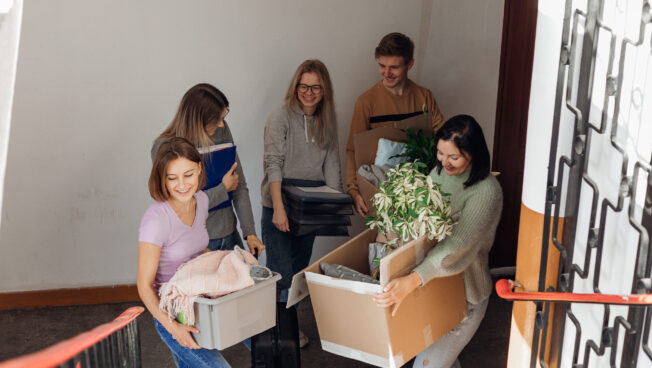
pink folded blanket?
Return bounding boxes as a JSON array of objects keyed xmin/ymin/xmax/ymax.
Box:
[{"xmin": 158, "ymin": 248, "xmax": 258, "ymax": 326}]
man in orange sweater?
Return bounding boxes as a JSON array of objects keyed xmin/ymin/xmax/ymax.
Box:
[{"xmin": 346, "ymin": 32, "xmax": 445, "ymax": 216}]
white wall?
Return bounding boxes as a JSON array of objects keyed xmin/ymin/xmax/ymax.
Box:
[
  {"xmin": 0, "ymin": 0, "xmax": 504, "ymax": 292},
  {"xmin": 0, "ymin": 0, "xmax": 22, "ymax": 230},
  {"xmin": 420, "ymin": 0, "xmax": 504, "ymax": 153}
]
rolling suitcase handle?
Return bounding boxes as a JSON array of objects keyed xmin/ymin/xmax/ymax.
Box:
[{"xmin": 251, "ymin": 302, "xmax": 300, "ymax": 368}]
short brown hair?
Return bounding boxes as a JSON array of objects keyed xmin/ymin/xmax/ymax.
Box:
[
  {"xmin": 148, "ymin": 137, "xmax": 206, "ymax": 202},
  {"xmin": 374, "ymin": 32, "xmax": 414, "ymax": 65}
]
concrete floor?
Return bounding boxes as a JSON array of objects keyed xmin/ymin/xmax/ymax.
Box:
[{"xmin": 0, "ymin": 290, "xmax": 511, "ymax": 367}]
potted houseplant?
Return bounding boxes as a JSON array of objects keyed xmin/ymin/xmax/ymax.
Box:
[
  {"xmin": 391, "ymin": 104, "xmax": 442, "ymax": 175},
  {"xmin": 365, "ymin": 161, "xmax": 455, "ymax": 267},
  {"xmin": 397, "ymin": 127, "xmax": 438, "ymax": 175}
]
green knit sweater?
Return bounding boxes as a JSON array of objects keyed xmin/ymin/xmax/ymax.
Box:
[{"xmin": 412, "ymin": 168, "xmax": 503, "ymax": 304}]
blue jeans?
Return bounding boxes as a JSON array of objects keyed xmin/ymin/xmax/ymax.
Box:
[
  {"xmin": 262, "ymin": 206, "xmax": 316, "ymax": 292},
  {"xmin": 153, "ymin": 318, "xmax": 230, "ymax": 368},
  {"xmin": 208, "ymin": 230, "xmax": 244, "ymax": 251},
  {"xmin": 413, "ymin": 298, "xmax": 489, "ymax": 368}
]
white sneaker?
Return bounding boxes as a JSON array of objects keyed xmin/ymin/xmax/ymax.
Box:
[{"xmin": 299, "ymin": 329, "xmax": 309, "ymax": 348}]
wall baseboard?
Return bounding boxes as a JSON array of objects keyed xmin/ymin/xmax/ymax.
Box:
[{"xmin": 0, "ymin": 285, "xmax": 140, "ymax": 310}]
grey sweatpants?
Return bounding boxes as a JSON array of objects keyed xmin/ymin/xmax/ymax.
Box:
[{"xmin": 413, "ymin": 298, "xmax": 489, "ymax": 368}]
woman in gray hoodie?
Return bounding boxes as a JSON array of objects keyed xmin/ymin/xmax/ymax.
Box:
[{"xmin": 261, "ymin": 60, "xmax": 342, "ymax": 313}]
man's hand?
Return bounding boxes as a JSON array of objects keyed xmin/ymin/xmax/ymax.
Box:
[
  {"xmin": 222, "ymin": 163, "xmax": 239, "ymax": 192},
  {"xmin": 353, "ymin": 193, "xmax": 369, "ymax": 217},
  {"xmin": 246, "ymin": 235, "xmax": 266, "ymax": 257},
  {"xmin": 373, "ymin": 272, "xmax": 423, "ymax": 316}
]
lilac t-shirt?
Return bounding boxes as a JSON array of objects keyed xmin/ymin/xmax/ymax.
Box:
[{"xmin": 138, "ymin": 191, "xmax": 210, "ymax": 289}]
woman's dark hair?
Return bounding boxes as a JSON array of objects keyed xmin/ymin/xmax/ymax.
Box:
[{"xmin": 435, "ymin": 114, "xmax": 490, "ymax": 187}]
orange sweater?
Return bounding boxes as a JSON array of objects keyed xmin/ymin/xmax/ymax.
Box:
[{"xmin": 345, "ymin": 79, "xmax": 445, "ymax": 196}]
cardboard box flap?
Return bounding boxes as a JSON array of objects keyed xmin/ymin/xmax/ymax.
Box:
[
  {"xmin": 287, "ymin": 229, "xmax": 377, "ymax": 308},
  {"xmin": 379, "ymin": 236, "xmax": 436, "ymax": 286},
  {"xmin": 287, "ymin": 271, "xmax": 311, "ymax": 308},
  {"xmin": 353, "ymin": 112, "xmax": 433, "ymax": 169},
  {"xmin": 356, "ymin": 173, "xmax": 379, "ymax": 215},
  {"xmin": 354, "ymin": 126, "xmax": 410, "ymax": 169}
]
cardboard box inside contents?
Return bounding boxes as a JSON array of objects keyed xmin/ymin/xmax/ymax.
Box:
[
  {"xmin": 353, "ymin": 112, "xmax": 434, "ymax": 214},
  {"xmin": 287, "ymin": 229, "xmax": 466, "ymax": 368}
]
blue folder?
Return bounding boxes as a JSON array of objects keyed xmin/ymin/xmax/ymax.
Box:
[{"xmin": 202, "ymin": 145, "xmax": 236, "ymax": 212}]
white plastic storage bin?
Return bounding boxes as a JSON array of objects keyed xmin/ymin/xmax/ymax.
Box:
[{"xmin": 191, "ymin": 273, "xmax": 281, "ymax": 350}]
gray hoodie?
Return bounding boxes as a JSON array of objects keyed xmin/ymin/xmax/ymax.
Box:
[{"xmin": 260, "ymin": 104, "xmax": 342, "ymax": 208}]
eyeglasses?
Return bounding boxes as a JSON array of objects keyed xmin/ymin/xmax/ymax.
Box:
[
  {"xmin": 296, "ymin": 84, "xmax": 323, "ymax": 95},
  {"xmin": 222, "ymin": 107, "xmax": 230, "ymax": 120}
]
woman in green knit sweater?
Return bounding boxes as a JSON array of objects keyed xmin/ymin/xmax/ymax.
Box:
[{"xmin": 373, "ymin": 115, "xmax": 503, "ymax": 368}]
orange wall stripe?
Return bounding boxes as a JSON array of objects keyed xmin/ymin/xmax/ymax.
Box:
[
  {"xmin": 507, "ymin": 203, "xmax": 562, "ymax": 368},
  {"xmin": 0, "ymin": 285, "xmax": 139, "ymax": 310}
]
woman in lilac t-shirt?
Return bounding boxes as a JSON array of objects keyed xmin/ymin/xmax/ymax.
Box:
[{"xmin": 137, "ymin": 137, "xmax": 230, "ymax": 368}]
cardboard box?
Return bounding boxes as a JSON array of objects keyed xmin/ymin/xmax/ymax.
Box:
[
  {"xmin": 287, "ymin": 229, "xmax": 466, "ymax": 367},
  {"xmin": 353, "ymin": 113, "xmax": 434, "ymax": 214}
]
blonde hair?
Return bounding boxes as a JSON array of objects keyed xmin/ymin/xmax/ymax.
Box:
[
  {"xmin": 156, "ymin": 83, "xmax": 229, "ymax": 149},
  {"xmin": 284, "ymin": 60, "xmax": 337, "ymax": 149}
]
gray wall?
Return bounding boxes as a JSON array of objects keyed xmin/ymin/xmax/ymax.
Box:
[
  {"xmin": 0, "ymin": 0, "xmax": 23, "ymax": 231},
  {"xmin": 0, "ymin": 0, "xmax": 504, "ymax": 292}
]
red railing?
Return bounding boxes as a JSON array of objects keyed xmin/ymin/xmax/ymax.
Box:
[
  {"xmin": 0, "ymin": 306, "xmax": 144, "ymax": 368},
  {"xmin": 496, "ymin": 279, "xmax": 652, "ymax": 305}
]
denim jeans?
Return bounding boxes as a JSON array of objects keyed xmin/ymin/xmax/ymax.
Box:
[
  {"xmin": 153, "ymin": 318, "xmax": 231, "ymax": 368},
  {"xmin": 261, "ymin": 206, "xmax": 316, "ymax": 292},
  {"xmin": 412, "ymin": 298, "xmax": 489, "ymax": 368},
  {"xmin": 208, "ymin": 230, "xmax": 244, "ymax": 251}
]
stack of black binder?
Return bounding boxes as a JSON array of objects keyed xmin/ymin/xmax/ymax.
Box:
[{"xmin": 282, "ymin": 180, "xmax": 353, "ymax": 237}]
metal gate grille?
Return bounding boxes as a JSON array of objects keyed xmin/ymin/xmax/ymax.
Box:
[{"xmin": 533, "ymin": 0, "xmax": 652, "ymax": 367}]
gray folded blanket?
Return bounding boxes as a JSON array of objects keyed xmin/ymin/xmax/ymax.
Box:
[
  {"xmin": 357, "ymin": 164, "xmax": 390, "ymax": 188},
  {"xmin": 320, "ymin": 262, "xmax": 379, "ymax": 284},
  {"xmin": 368, "ymin": 242, "xmax": 391, "ymax": 278}
]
